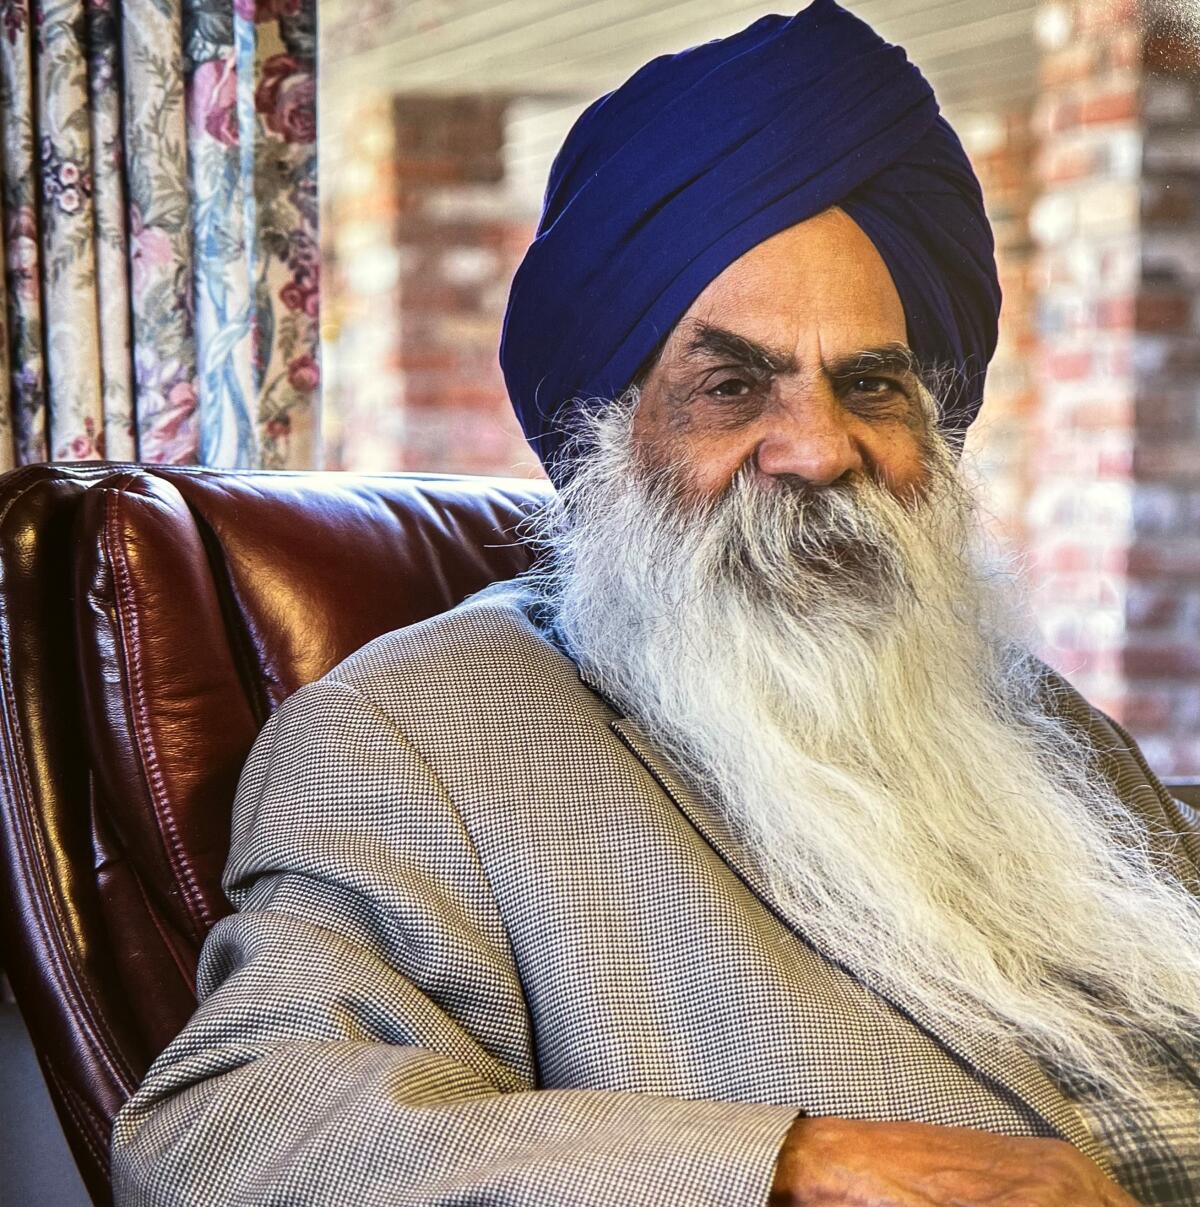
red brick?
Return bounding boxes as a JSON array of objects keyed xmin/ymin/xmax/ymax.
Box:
[
  {"xmin": 1122, "ymin": 644, "xmax": 1200, "ymax": 679},
  {"xmin": 1088, "ymin": 694, "xmax": 1131, "ymax": 722},
  {"xmin": 1095, "ymin": 296, "xmax": 1135, "ymax": 329},
  {"xmin": 1166, "ymin": 342, "xmax": 1200, "ymax": 374},
  {"xmin": 406, "ymin": 385, "xmax": 506, "ymax": 411},
  {"xmin": 397, "ymin": 279, "xmax": 470, "ymax": 312},
  {"xmin": 396, "ymin": 157, "xmax": 470, "ymax": 185},
  {"xmin": 1099, "ymin": 446, "xmax": 1134, "ymax": 477},
  {"xmin": 1133, "ymin": 485, "xmax": 1182, "ymax": 531},
  {"xmin": 1080, "ymin": 89, "xmax": 1139, "ymax": 126},
  {"xmin": 1134, "ymin": 446, "xmax": 1200, "ymax": 480},
  {"xmin": 1043, "ymin": 349, "xmax": 1095, "ymax": 381},
  {"xmin": 1136, "ymin": 394, "xmax": 1199, "ymax": 435},
  {"xmin": 1127, "ymin": 542, "xmax": 1200, "ymax": 576},
  {"xmin": 394, "ymin": 97, "xmax": 506, "ymax": 185},
  {"xmin": 1136, "ymin": 293, "xmax": 1194, "ymax": 332},
  {"xmin": 1033, "ymin": 443, "xmax": 1099, "ymax": 478},
  {"xmin": 1044, "ymin": 543, "xmax": 1095, "ymax": 573},
  {"xmin": 1059, "ymin": 649, "xmax": 1124, "ymax": 679},
  {"xmin": 1144, "ymin": 185, "xmax": 1197, "ymax": 225},
  {"xmin": 1048, "ymin": 97, "xmax": 1081, "ymax": 132}
]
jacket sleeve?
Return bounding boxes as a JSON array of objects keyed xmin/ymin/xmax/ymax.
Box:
[{"xmin": 111, "ymin": 676, "xmax": 799, "ymax": 1207}]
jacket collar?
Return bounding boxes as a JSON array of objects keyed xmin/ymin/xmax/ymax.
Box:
[{"xmin": 576, "ymin": 662, "xmax": 1109, "ymax": 1171}]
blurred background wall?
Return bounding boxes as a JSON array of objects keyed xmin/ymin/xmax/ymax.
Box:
[{"xmin": 318, "ymin": 0, "xmax": 1200, "ymax": 777}]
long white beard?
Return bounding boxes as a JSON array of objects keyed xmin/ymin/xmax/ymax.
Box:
[{"xmin": 532, "ymin": 391, "xmax": 1200, "ymax": 1106}]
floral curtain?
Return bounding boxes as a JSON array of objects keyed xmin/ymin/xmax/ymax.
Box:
[{"xmin": 0, "ymin": 0, "xmax": 319, "ymax": 470}]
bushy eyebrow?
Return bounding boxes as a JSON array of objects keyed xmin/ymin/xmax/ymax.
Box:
[
  {"xmin": 683, "ymin": 323, "xmax": 796, "ymax": 375},
  {"xmin": 826, "ymin": 342, "xmax": 919, "ymax": 382},
  {"xmin": 681, "ymin": 322, "xmax": 918, "ymax": 383}
]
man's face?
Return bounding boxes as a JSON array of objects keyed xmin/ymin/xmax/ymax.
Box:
[{"xmin": 631, "ymin": 208, "xmax": 930, "ymax": 504}]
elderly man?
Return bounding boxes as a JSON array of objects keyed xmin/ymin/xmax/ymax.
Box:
[{"xmin": 113, "ymin": 4, "xmax": 1200, "ymax": 1205}]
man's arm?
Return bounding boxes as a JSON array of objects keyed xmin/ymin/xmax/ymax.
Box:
[
  {"xmin": 111, "ymin": 677, "xmax": 799, "ymax": 1207},
  {"xmin": 769, "ymin": 1116, "xmax": 1140, "ymax": 1205}
]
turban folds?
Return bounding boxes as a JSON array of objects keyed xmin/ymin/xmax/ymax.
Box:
[{"xmin": 499, "ymin": 0, "xmax": 1001, "ymax": 482}]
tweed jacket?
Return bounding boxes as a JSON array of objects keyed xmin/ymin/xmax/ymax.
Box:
[{"xmin": 112, "ymin": 578, "xmax": 1200, "ymax": 1207}]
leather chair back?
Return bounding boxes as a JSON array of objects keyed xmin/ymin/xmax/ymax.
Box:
[{"xmin": 0, "ymin": 463, "xmax": 548, "ymax": 1204}]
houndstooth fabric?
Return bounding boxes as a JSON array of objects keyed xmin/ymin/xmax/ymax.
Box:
[{"xmin": 112, "ymin": 578, "xmax": 1200, "ymax": 1206}]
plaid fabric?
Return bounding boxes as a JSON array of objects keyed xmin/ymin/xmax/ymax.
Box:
[
  {"xmin": 1056, "ymin": 1065, "xmax": 1200, "ymax": 1206},
  {"xmin": 112, "ymin": 579, "xmax": 1200, "ymax": 1206}
]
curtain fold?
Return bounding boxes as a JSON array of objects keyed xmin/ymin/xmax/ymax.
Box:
[{"xmin": 0, "ymin": 0, "xmax": 319, "ymax": 469}]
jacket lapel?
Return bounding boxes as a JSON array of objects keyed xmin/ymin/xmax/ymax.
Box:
[{"xmin": 580, "ymin": 666, "xmax": 1108, "ymax": 1171}]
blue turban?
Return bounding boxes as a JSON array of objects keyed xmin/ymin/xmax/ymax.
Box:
[{"xmin": 499, "ymin": 0, "xmax": 1001, "ymax": 483}]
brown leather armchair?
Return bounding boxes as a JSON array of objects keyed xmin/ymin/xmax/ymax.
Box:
[{"xmin": 0, "ymin": 462, "xmax": 549, "ymax": 1205}]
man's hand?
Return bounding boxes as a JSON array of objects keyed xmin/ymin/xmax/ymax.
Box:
[{"xmin": 769, "ymin": 1115, "xmax": 1142, "ymax": 1206}]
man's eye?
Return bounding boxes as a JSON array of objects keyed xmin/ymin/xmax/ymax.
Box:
[
  {"xmin": 709, "ymin": 377, "xmax": 753, "ymax": 398},
  {"xmin": 851, "ymin": 377, "xmax": 897, "ymax": 396}
]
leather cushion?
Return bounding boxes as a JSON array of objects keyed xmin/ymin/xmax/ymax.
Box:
[{"xmin": 76, "ymin": 468, "xmax": 548, "ymax": 960}]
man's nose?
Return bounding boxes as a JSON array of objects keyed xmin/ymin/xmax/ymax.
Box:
[{"xmin": 753, "ymin": 386, "xmax": 864, "ymax": 486}]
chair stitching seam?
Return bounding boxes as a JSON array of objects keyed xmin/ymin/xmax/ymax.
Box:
[
  {"xmin": 127, "ymin": 847, "xmax": 201, "ymax": 993},
  {"xmin": 104, "ymin": 483, "xmax": 214, "ymax": 936},
  {"xmin": 0, "ymin": 471, "xmax": 136, "ymax": 1089},
  {"xmin": 44, "ymin": 1060, "xmax": 109, "ymax": 1174}
]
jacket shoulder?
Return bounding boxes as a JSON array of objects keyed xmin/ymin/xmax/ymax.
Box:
[{"xmin": 315, "ymin": 578, "xmax": 585, "ymax": 719}]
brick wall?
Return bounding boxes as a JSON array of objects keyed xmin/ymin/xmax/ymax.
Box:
[
  {"xmin": 391, "ymin": 95, "xmax": 542, "ymax": 476},
  {"xmin": 962, "ymin": 106, "xmax": 1038, "ymax": 561},
  {"xmin": 322, "ymin": 92, "xmax": 543, "ymax": 476},
  {"xmin": 1026, "ymin": 0, "xmax": 1200, "ymax": 775},
  {"xmin": 1126, "ymin": 11, "xmax": 1200, "ymax": 772},
  {"xmin": 321, "ymin": 93, "xmax": 407, "ymax": 471},
  {"xmin": 1026, "ymin": 0, "xmax": 1144, "ymax": 723}
]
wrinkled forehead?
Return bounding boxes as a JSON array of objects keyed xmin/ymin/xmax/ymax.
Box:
[
  {"xmin": 644, "ymin": 210, "xmax": 910, "ymax": 383},
  {"xmin": 676, "ymin": 210, "xmax": 908, "ymax": 362}
]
